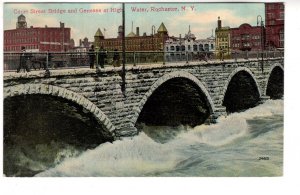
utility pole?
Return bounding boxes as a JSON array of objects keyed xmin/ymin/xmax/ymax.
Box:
[
  {"xmin": 121, "ymin": 3, "xmax": 126, "ymax": 95},
  {"xmin": 257, "ymin": 15, "xmax": 264, "ymax": 73}
]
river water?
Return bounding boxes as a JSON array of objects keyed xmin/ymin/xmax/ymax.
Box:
[{"xmin": 34, "ymin": 99, "xmax": 283, "ymax": 177}]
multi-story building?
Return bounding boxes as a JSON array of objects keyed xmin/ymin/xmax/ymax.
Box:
[
  {"xmin": 230, "ymin": 23, "xmax": 265, "ymax": 52},
  {"xmin": 71, "ymin": 37, "xmax": 93, "ymax": 53},
  {"xmin": 215, "ymin": 17, "xmax": 231, "ymax": 58},
  {"xmin": 4, "ymin": 14, "xmax": 71, "ymax": 52},
  {"xmin": 94, "ymin": 22, "xmax": 169, "ymax": 51},
  {"xmin": 164, "ymin": 26, "xmax": 215, "ymax": 60},
  {"xmin": 265, "ymin": 2, "xmax": 284, "ymax": 49}
]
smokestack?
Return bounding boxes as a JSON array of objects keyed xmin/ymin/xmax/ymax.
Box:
[
  {"xmin": 60, "ymin": 22, "xmax": 65, "ymax": 28},
  {"xmin": 136, "ymin": 27, "xmax": 140, "ymax": 36},
  {"xmin": 218, "ymin": 16, "xmax": 222, "ymax": 29}
]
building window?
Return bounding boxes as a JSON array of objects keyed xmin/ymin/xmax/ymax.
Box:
[
  {"xmin": 170, "ymin": 46, "xmax": 175, "ymax": 51},
  {"xmin": 268, "ymin": 4, "xmax": 274, "ymax": 10},
  {"xmin": 279, "ymin": 29, "xmax": 284, "ymax": 47},
  {"xmin": 241, "ymin": 34, "xmax": 250, "ymax": 40},
  {"xmin": 280, "ymin": 4, "xmax": 284, "ymax": 10},
  {"xmin": 204, "ymin": 44, "xmax": 209, "ymax": 51},
  {"xmin": 280, "ymin": 12, "xmax": 284, "ymax": 20},
  {"xmin": 181, "ymin": 45, "xmax": 185, "ymax": 51},
  {"xmin": 211, "ymin": 44, "xmax": 214, "ymax": 49},
  {"xmin": 199, "ymin": 44, "xmax": 203, "ymax": 51},
  {"xmin": 270, "ymin": 20, "xmax": 275, "ymax": 25},
  {"xmin": 193, "ymin": 45, "xmax": 198, "ymax": 51}
]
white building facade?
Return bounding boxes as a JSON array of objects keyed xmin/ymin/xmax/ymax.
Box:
[{"xmin": 164, "ymin": 26, "xmax": 215, "ymax": 61}]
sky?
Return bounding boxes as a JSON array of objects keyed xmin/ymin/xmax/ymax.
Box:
[{"xmin": 3, "ymin": 2, "xmax": 265, "ymax": 46}]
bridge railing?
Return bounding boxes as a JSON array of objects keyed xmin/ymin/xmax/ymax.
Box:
[{"xmin": 4, "ymin": 50, "xmax": 284, "ymax": 72}]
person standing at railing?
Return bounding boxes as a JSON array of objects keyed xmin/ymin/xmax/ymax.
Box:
[
  {"xmin": 113, "ymin": 49, "xmax": 120, "ymax": 67},
  {"xmin": 98, "ymin": 46, "xmax": 107, "ymax": 69},
  {"xmin": 88, "ymin": 45, "xmax": 95, "ymax": 69},
  {"xmin": 47, "ymin": 50, "xmax": 53, "ymax": 69},
  {"xmin": 17, "ymin": 46, "xmax": 31, "ymax": 73}
]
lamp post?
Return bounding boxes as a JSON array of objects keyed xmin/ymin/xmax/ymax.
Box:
[
  {"xmin": 257, "ymin": 15, "xmax": 264, "ymax": 73},
  {"xmin": 179, "ymin": 34, "xmax": 182, "ymax": 61},
  {"xmin": 161, "ymin": 36, "xmax": 165, "ymax": 65}
]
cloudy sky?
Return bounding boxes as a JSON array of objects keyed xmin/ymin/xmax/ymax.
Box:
[{"xmin": 4, "ymin": 2, "xmax": 264, "ymax": 46}]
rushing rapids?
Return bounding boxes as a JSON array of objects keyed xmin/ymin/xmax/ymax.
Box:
[{"xmin": 29, "ymin": 99, "xmax": 283, "ymax": 177}]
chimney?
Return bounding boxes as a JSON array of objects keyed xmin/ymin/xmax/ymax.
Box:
[
  {"xmin": 79, "ymin": 39, "xmax": 82, "ymax": 46},
  {"xmin": 136, "ymin": 27, "xmax": 140, "ymax": 36},
  {"xmin": 218, "ymin": 16, "xmax": 222, "ymax": 29},
  {"xmin": 143, "ymin": 32, "xmax": 147, "ymax": 36},
  {"xmin": 60, "ymin": 22, "xmax": 65, "ymax": 28}
]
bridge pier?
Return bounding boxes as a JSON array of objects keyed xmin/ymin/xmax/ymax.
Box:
[
  {"xmin": 259, "ymin": 95, "xmax": 270, "ymax": 103},
  {"xmin": 205, "ymin": 106, "xmax": 227, "ymax": 124},
  {"xmin": 114, "ymin": 126, "xmax": 138, "ymax": 138}
]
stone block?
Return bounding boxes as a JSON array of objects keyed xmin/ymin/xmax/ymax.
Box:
[{"xmin": 86, "ymin": 101, "xmax": 93, "ymax": 111}]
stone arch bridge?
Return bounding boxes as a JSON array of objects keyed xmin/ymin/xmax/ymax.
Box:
[{"xmin": 4, "ymin": 58, "xmax": 284, "ymax": 139}]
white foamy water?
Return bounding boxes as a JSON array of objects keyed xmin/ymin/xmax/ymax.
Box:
[{"xmin": 37, "ymin": 100, "xmax": 283, "ymax": 177}]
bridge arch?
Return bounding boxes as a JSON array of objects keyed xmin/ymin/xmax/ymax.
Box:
[
  {"xmin": 222, "ymin": 67, "xmax": 262, "ymax": 101},
  {"xmin": 132, "ymin": 71, "xmax": 215, "ymax": 125},
  {"xmin": 264, "ymin": 63, "xmax": 284, "ymax": 97},
  {"xmin": 4, "ymin": 83, "xmax": 115, "ymax": 134},
  {"xmin": 221, "ymin": 67, "xmax": 262, "ymax": 113}
]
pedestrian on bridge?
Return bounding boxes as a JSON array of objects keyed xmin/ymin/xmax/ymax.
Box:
[
  {"xmin": 47, "ymin": 50, "xmax": 53, "ymax": 69},
  {"xmin": 113, "ymin": 49, "xmax": 120, "ymax": 67},
  {"xmin": 88, "ymin": 45, "xmax": 95, "ymax": 69},
  {"xmin": 17, "ymin": 46, "xmax": 31, "ymax": 73},
  {"xmin": 97, "ymin": 46, "xmax": 107, "ymax": 69}
]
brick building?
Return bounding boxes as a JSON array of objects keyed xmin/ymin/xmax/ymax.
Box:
[
  {"xmin": 94, "ymin": 23, "xmax": 169, "ymax": 51},
  {"xmin": 4, "ymin": 14, "xmax": 71, "ymax": 52},
  {"xmin": 230, "ymin": 23, "xmax": 265, "ymax": 52},
  {"xmin": 265, "ymin": 2, "xmax": 284, "ymax": 49}
]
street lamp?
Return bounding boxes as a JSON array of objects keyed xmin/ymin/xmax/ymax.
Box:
[
  {"xmin": 179, "ymin": 34, "xmax": 182, "ymax": 61},
  {"xmin": 257, "ymin": 15, "xmax": 264, "ymax": 73}
]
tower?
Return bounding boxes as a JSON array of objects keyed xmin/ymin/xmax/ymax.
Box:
[
  {"xmin": 118, "ymin": 25, "xmax": 124, "ymax": 39},
  {"xmin": 16, "ymin": 14, "xmax": 27, "ymax": 29},
  {"xmin": 217, "ymin": 16, "xmax": 222, "ymax": 29},
  {"xmin": 157, "ymin": 22, "xmax": 169, "ymax": 51},
  {"xmin": 94, "ymin": 28, "xmax": 104, "ymax": 48},
  {"xmin": 157, "ymin": 22, "xmax": 168, "ymax": 36}
]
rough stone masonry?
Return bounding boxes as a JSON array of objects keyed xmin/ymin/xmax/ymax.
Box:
[{"xmin": 3, "ymin": 58, "xmax": 284, "ymax": 138}]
